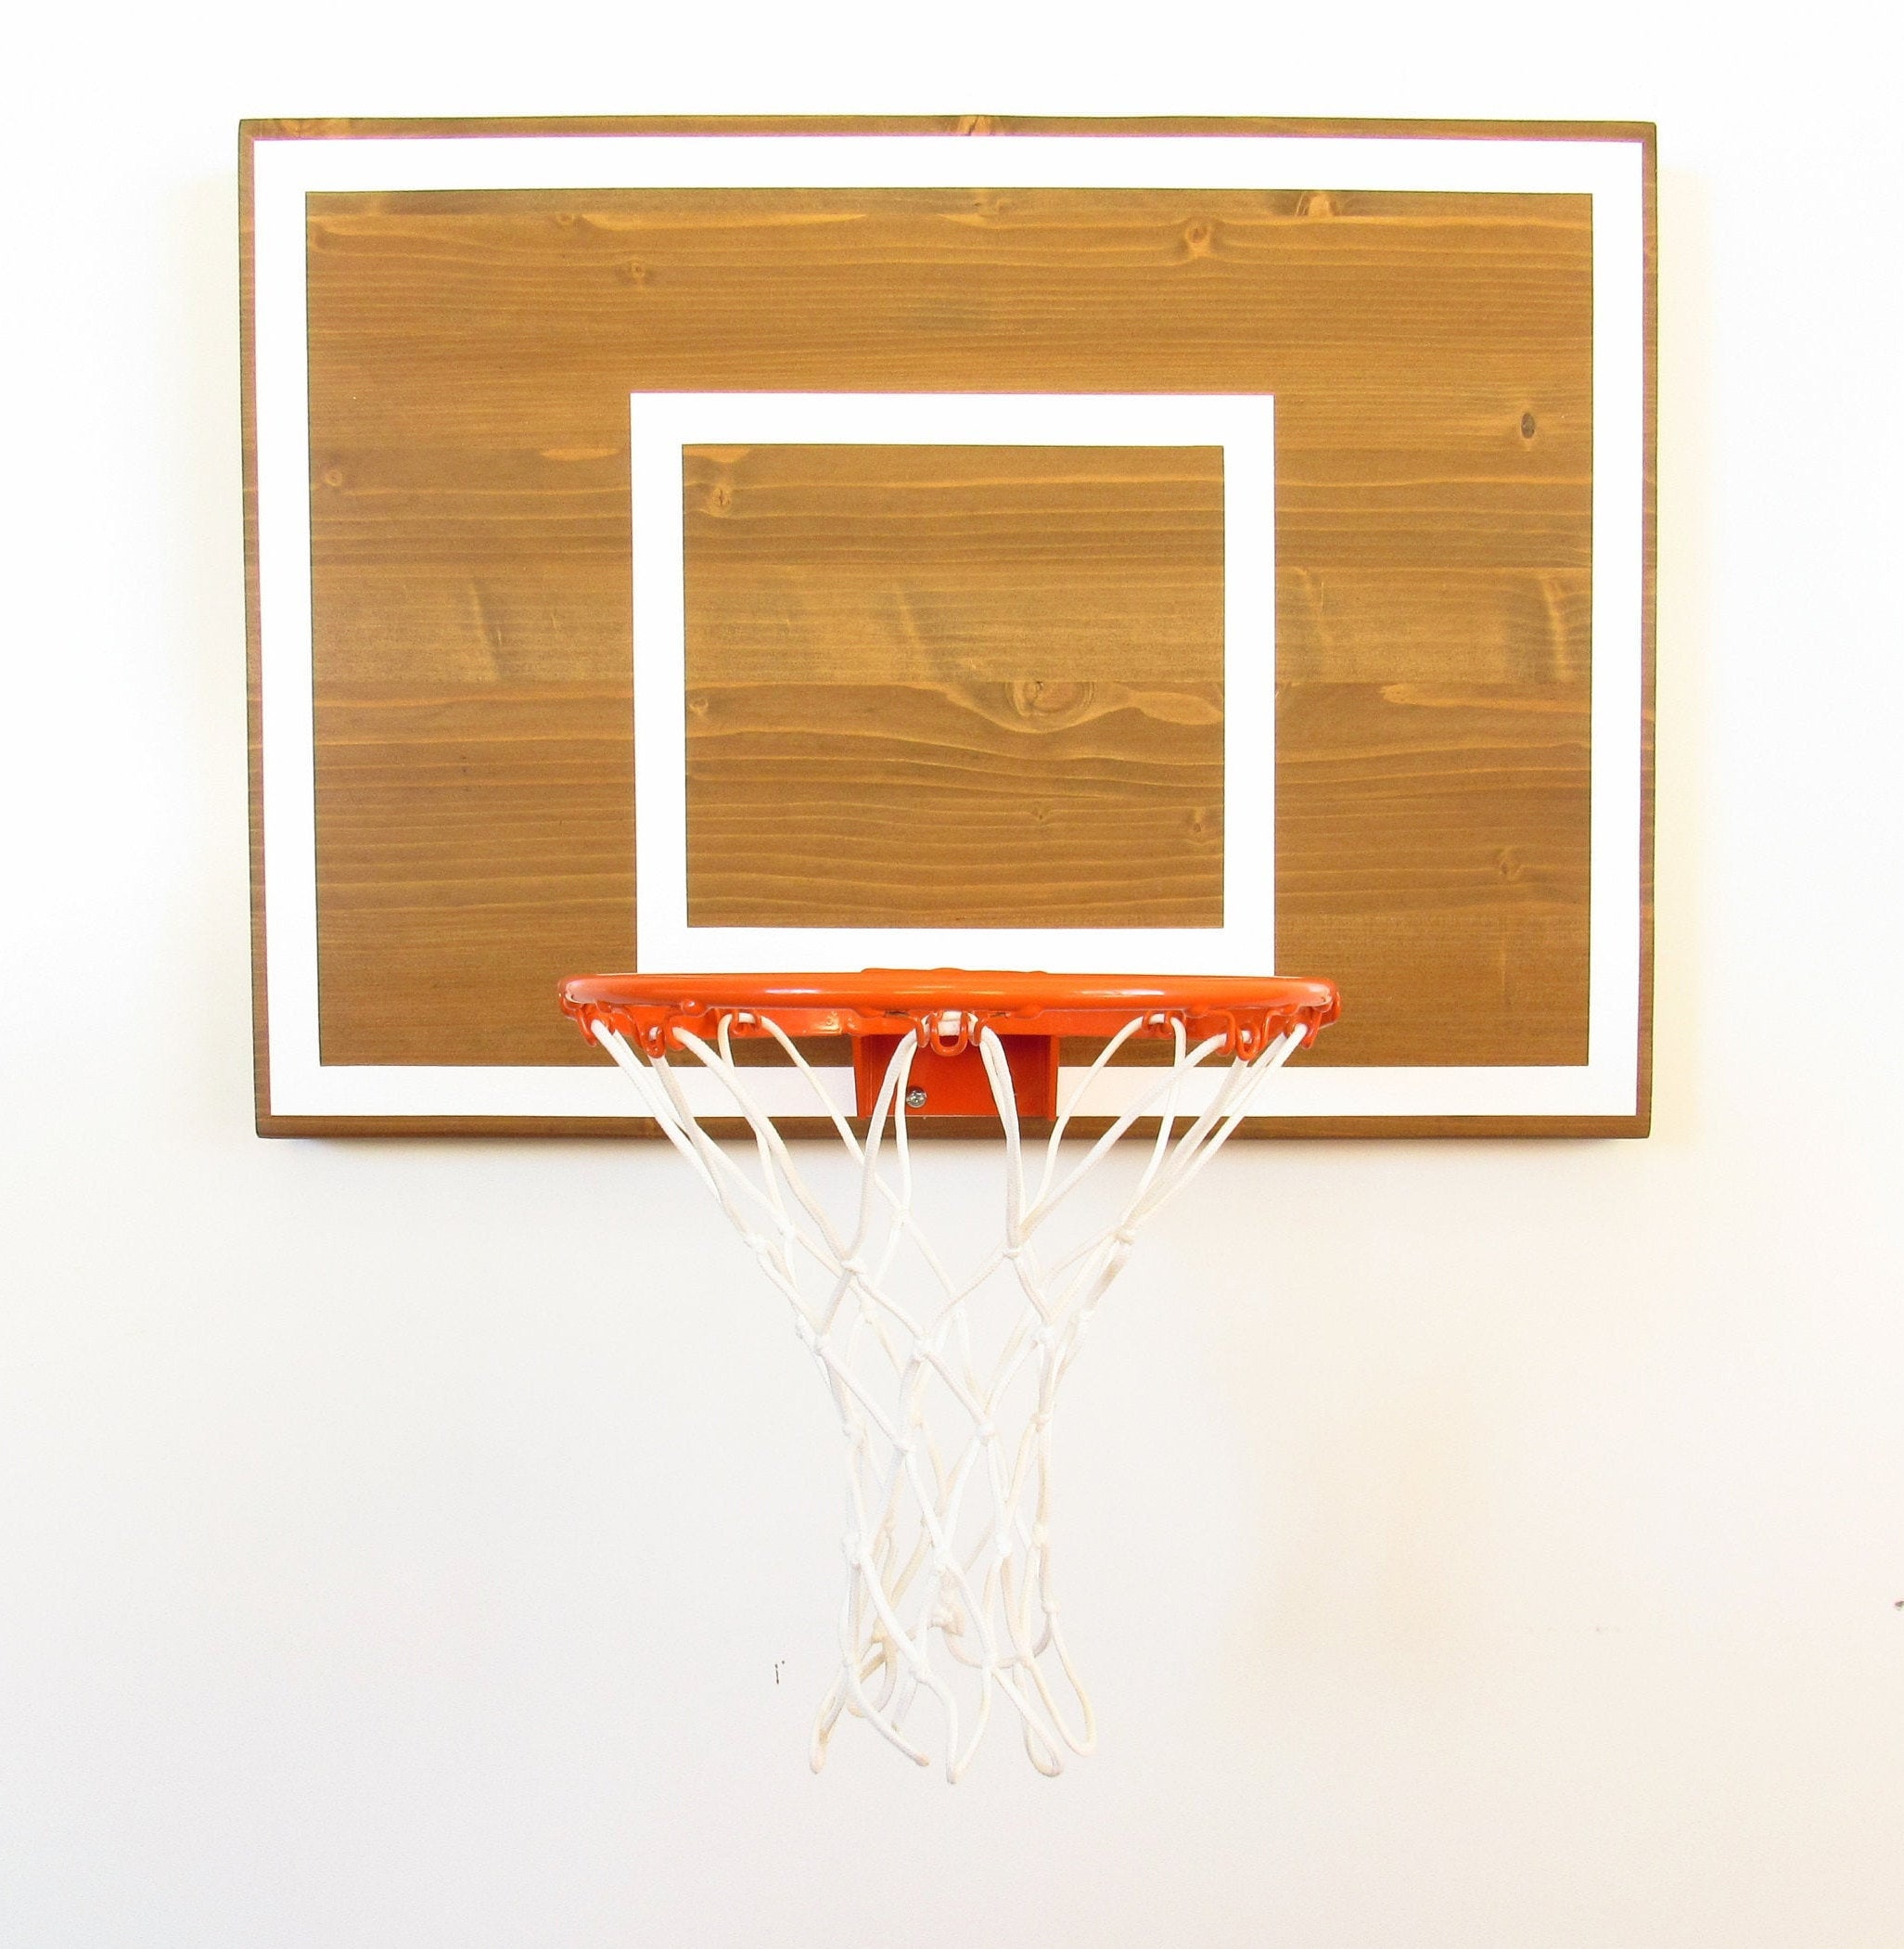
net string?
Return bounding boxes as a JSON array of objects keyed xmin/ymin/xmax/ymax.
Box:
[{"xmin": 591, "ymin": 1008, "xmax": 1307, "ymax": 1779}]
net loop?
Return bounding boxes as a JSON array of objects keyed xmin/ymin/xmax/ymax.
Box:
[
  {"xmin": 586, "ymin": 993, "xmax": 1314, "ymax": 1780},
  {"xmin": 919, "ymin": 1007, "xmax": 978, "ymax": 1057}
]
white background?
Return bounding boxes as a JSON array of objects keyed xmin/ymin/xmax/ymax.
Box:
[{"xmin": 3, "ymin": 5, "xmax": 1902, "ymax": 1945}]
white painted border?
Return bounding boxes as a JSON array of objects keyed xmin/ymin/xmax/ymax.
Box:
[
  {"xmin": 253, "ymin": 131, "xmax": 1646, "ymax": 1122},
  {"xmin": 632, "ymin": 391, "xmax": 1274, "ymax": 976}
]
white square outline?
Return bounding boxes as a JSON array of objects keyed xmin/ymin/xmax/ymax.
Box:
[
  {"xmin": 632, "ymin": 391, "xmax": 1273, "ymax": 976},
  {"xmin": 250, "ymin": 132, "xmax": 1647, "ymax": 1121}
]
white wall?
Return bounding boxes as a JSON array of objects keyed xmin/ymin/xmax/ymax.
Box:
[{"xmin": 5, "ymin": 5, "xmax": 1902, "ymax": 1943}]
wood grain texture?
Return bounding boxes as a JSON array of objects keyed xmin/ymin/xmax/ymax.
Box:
[
  {"xmin": 1635, "ymin": 133, "xmax": 1659, "ymax": 1137},
  {"xmin": 684, "ymin": 442, "xmax": 1223, "ymax": 929},
  {"xmin": 241, "ymin": 130, "xmax": 272, "ymax": 1124},
  {"xmin": 313, "ymin": 685, "xmax": 633, "ymax": 1065},
  {"xmin": 300, "ymin": 179, "xmax": 1591, "ymax": 1070},
  {"xmin": 253, "ymin": 1112, "xmax": 1647, "ymax": 1141},
  {"xmin": 1279, "ymin": 680, "xmax": 1591, "ymax": 1065},
  {"xmin": 242, "ymin": 116, "xmax": 1655, "ymax": 1134},
  {"xmin": 246, "ymin": 116, "xmax": 1656, "ymax": 141}
]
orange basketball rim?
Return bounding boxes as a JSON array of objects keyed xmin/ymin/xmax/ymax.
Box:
[{"xmin": 558, "ymin": 969, "xmax": 1341, "ymax": 1120}]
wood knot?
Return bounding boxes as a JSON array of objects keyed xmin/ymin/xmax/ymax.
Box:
[
  {"xmin": 1520, "ymin": 412, "xmax": 1538, "ymax": 441},
  {"xmin": 1298, "ymin": 190, "xmax": 1337, "ymax": 219},
  {"xmin": 1009, "ymin": 679, "xmax": 1091, "ymax": 721},
  {"xmin": 1182, "ymin": 220, "xmax": 1214, "ymax": 256},
  {"xmin": 321, "ymin": 468, "xmax": 344, "ymax": 489},
  {"xmin": 623, "ymin": 259, "xmax": 649, "ymax": 286},
  {"xmin": 708, "ymin": 483, "xmax": 733, "ymax": 515},
  {"xmin": 554, "ymin": 212, "xmax": 576, "ymax": 227}
]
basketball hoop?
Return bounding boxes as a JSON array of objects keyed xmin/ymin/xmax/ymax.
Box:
[{"xmin": 560, "ymin": 968, "xmax": 1338, "ymax": 1779}]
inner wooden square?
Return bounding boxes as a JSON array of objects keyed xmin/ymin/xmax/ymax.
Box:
[{"xmin": 681, "ymin": 442, "xmax": 1226, "ymax": 930}]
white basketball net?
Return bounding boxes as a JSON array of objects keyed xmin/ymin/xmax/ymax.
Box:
[{"xmin": 590, "ymin": 1007, "xmax": 1307, "ymax": 1780}]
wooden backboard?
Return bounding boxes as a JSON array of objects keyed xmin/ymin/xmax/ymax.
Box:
[{"xmin": 242, "ymin": 117, "xmax": 1655, "ymax": 1136}]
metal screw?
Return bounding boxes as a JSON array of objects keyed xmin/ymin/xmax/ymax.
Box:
[{"xmin": 905, "ymin": 1087, "xmax": 928, "ymax": 1109}]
